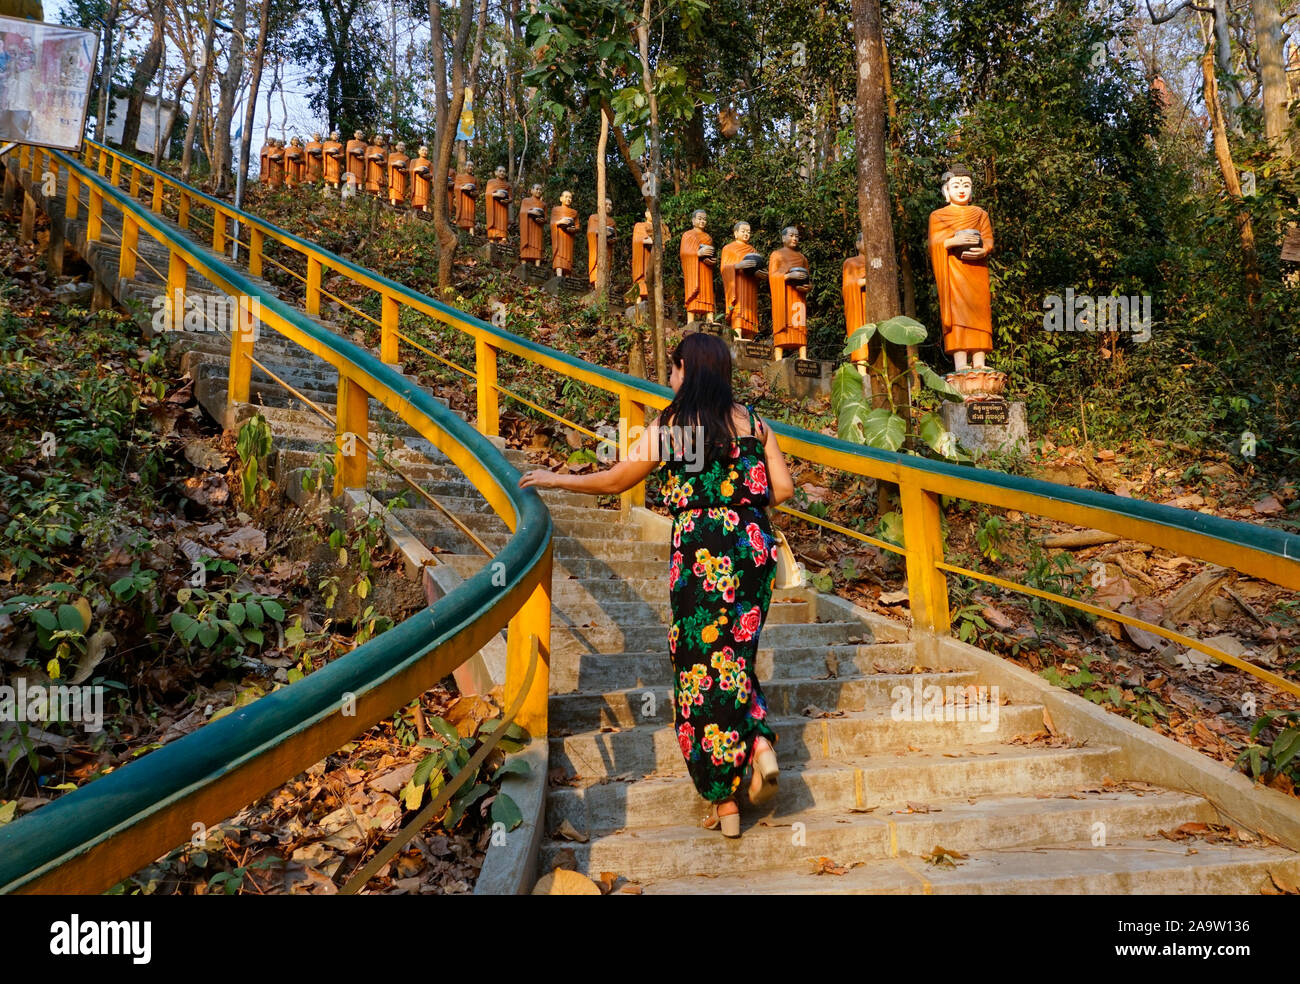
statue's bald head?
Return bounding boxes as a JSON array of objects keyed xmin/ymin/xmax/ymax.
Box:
[{"xmin": 941, "ymin": 165, "xmax": 974, "ymax": 205}]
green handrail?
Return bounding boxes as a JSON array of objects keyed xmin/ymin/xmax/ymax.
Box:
[
  {"xmin": 0, "ymin": 148, "xmax": 554, "ymax": 894},
  {"xmin": 85, "ymin": 140, "xmax": 1300, "ymax": 575}
]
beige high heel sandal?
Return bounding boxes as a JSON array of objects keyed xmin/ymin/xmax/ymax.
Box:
[
  {"xmin": 748, "ymin": 738, "xmax": 780, "ymax": 806},
  {"xmin": 702, "ymin": 801, "xmax": 741, "ymax": 837}
]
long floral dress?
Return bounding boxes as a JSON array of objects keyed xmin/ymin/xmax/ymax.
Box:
[{"xmin": 657, "ymin": 406, "xmax": 780, "ymax": 803}]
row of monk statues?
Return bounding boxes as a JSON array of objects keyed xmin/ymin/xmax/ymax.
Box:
[{"xmin": 255, "ymin": 132, "xmax": 996, "ymax": 386}]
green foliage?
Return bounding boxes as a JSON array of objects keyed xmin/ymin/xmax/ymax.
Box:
[
  {"xmin": 236, "ymin": 414, "xmax": 274, "ymax": 511},
  {"xmin": 400, "ymin": 714, "xmax": 531, "ymax": 832},
  {"xmin": 1236, "ymin": 710, "xmax": 1300, "ymax": 787},
  {"xmin": 168, "ymin": 587, "xmax": 286, "ymax": 654}
]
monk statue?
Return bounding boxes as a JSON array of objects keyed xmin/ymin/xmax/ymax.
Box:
[
  {"xmin": 305, "ymin": 131, "xmax": 324, "ymax": 183},
  {"xmin": 630, "ymin": 209, "xmax": 666, "ymax": 301},
  {"xmin": 323, "ymin": 130, "xmax": 344, "ymax": 193},
  {"xmin": 455, "ymin": 168, "xmax": 478, "ymax": 232},
  {"xmin": 720, "ymin": 220, "xmax": 763, "ymax": 340},
  {"xmin": 519, "ymin": 183, "xmax": 547, "ymax": 266},
  {"xmin": 485, "ymin": 165, "xmax": 511, "ymax": 241},
  {"xmin": 928, "ymin": 165, "xmax": 994, "ymax": 374},
  {"xmin": 410, "ymin": 145, "xmax": 432, "ymax": 211},
  {"xmin": 365, "ymin": 134, "xmax": 388, "ymax": 195},
  {"xmin": 768, "ymin": 225, "xmax": 810, "ymax": 360},
  {"xmin": 550, "ymin": 190, "xmax": 579, "ymax": 276},
  {"xmin": 267, "ymin": 139, "xmax": 286, "ymax": 189},
  {"xmin": 842, "ymin": 232, "xmax": 869, "ymax": 374},
  {"xmin": 345, "ymin": 130, "xmax": 367, "ymax": 186},
  {"xmin": 285, "ymin": 137, "xmax": 304, "ymax": 188},
  {"xmin": 586, "ymin": 197, "xmax": 616, "ymax": 287},
  {"xmin": 259, "ymin": 138, "xmax": 273, "ymax": 184},
  {"xmin": 387, "ymin": 141, "xmax": 409, "ymax": 206},
  {"xmin": 679, "ymin": 209, "xmax": 716, "ymax": 325}
]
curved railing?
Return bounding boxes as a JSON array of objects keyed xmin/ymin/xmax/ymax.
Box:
[
  {"xmin": 69, "ymin": 139, "xmax": 1300, "ymax": 685},
  {"xmin": 0, "ymin": 146, "xmax": 554, "ymax": 894},
  {"xmin": 4, "ymin": 137, "xmax": 1299, "ymax": 892}
]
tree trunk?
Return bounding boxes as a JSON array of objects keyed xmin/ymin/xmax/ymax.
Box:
[
  {"xmin": 1203, "ymin": 50, "xmax": 1262, "ymax": 323},
  {"xmin": 237, "ymin": 0, "xmax": 271, "ymax": 197},
  {"xmin": 213, "ymin": 0, "xmax": 247, "ymax": 193},
  {"xmin": 121, "ymin": 0, "xmax": 165, "ymax": 153},
  {"xmin": 431, "ymin": 0, "xmax": 489, "ymax": 291},
  {"xmin": 94, "ymin": 0, "xmax": 122, "ymax": 143},
  {"xmin": 593, "ymin": 104, "xmax": 610, "ymax": 299},
  {"xmin": 638, "ymin": 0, "xmax": 667, "ymax": 384},
  {"xmin": 181, "ymin": 0, "xmax": 218, "ymax": 182},
  {"xmin": 1251, "ymin": 0, "xmax": 1292, "ymax": 155},
  {"xmin": 852, "ymin": 0, "xmax": 906, "ymax": 412}
]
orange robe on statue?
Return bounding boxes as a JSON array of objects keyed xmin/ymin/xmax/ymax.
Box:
[
  {"xmin": 387, "ymin": 151, "xmax": 409, "ymax": 205},
  {"xmin": 842, "ymin": 254, "xmax": 869, "ymax": 362},
  {"xmin": 519, "ymin": 195, "xmax": 546, "ymax": 262},
  {"xmin": 455, "ymin": 173, "xmax": 477, "ymax": 230},
  {"xmin": 285, "ymin": 144, "xmax": 303, "ymax": 187},
  {"xmin": 769, "ymin": 246, "xmax": 810, "ymax": 350},
  {"xmin": 365, "ymin": 143, "xmax": 386, "ymax": 194},
  {"xmin": 721, "ymin": 240, "xmax": 760, "ymax": 339},
  {"xmin": 345, "ymin": 137, "xmax": 366, "ymax": 184},
  {"xmin": 268, "ymin": 145, "xmax": 285, "ymax": 189},
  {"xmin": 680, "ymin": 228, "xmax": 715, "ymax": 318},
  {"xmin": 323, "ymin": 139, "xmax": 344, "ymax": 185},
  {"xmin": 551, "ymin": 204, "xmax": 578, "ymax": 274},
  {"xmin": 587, "ymin": 212, "xmax": 616, "ymax": 285},
  {"xmin": 485, "ymin": 178, "xmax": 510, "ymax": 240},
  {"xmin": 410, "ymin": 155, "xmax": 432, "ymax": 209},
  {"xmin": 258, "ymin": 142, "xmax": 272, "ymax": 183},
  {"xmin": 305, "ymin": 139, "xmax": 324, "ymax": 182},
  {"xmin": 927, "ymin": 203, "xmax": 994, "ymax": 354}
]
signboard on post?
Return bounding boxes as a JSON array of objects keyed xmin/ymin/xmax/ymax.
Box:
[{"xmin": 0, "ymin": 15, "xmax": 97, "ymax": 151}]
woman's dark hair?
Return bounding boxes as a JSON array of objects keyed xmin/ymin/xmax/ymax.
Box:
[{"xmin": 660, "ymin": 333, "xmax": 741, "ymax": 464}]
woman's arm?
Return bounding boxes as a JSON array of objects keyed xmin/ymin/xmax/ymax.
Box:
[
  {"xmin": 518, "ymin": 422, "xmax": 660, "ymax": 496},
  {"xmin": 759, "ymin": 417, "xmax": 795, "ymax": 505}
]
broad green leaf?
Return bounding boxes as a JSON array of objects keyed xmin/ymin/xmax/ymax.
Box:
[
  {"xmin": 31, "ymin": 609, "xmax": 57, "ymax": 631},
  {"xmin": 227, "ymin": 602, "xmax": 246, "ymax": 626},
  {"xmin": 918, "ymin": 412, "xmax": 960, "ymax": 460},
  {"xmin": 861, "ymin": 409, "xmax": 906, "ymax": 451},
  {"xmin": 197, "ymin": 621, "xmax": 220, "ymax": 648},
  {"xmin": 916, "ymin": 361, "xmax": 963, "ymax": 399},
  {"xmin": 260, "ymin": 599, "xmax": 285, "ymax": 622},
  {"xmin": 843, "ymin": 323, "xmax": 876, "ymax": 355},
  {"xmin": 877, "ymin": 510, "xmax": 905, "ymax": 548},
  {"xmin": 492, "ymin": 757, "xmax": 532, "ymax": 780},
  {"xmin": 877, "ymin": 315, "xmax": 927, "ymax": 346},
  {"xmin": 426, "ymin": 715, "xmax": 460, "ymax": 744},
  {"xmin": 491, "ymin": 792, "xmax": 523, "ymax": 831},
  {"xmin": 245, "ymin": 601, "xmax": 264, "ymax": 627},
  {"xmin": 57, "ymin": 603, "xmax": 85, "ymax": 633}
]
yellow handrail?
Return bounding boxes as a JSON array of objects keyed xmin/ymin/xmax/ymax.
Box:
[{"xmin": 85, "ymin": 139, "xmax": 1300, "ymax": 702}]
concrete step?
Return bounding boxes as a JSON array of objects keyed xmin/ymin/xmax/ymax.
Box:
[
  {"xmin": 540, "ymin": 789, "xmax": 1217, "ymax": 883},
  {"xmin": 638, "ymin": 842, "xmax": 1300, "ymax": 895},
  {"xmin": 442, "ymin": 552, "xmax": 663, "ymax": 582},
  {"xmin": 547, "ymin": 671, "xmax": 981, "ymax": 732},
  {"xmin": 546, "ymin": 744, "xmax": 1125, "ymax": 835},
  {"xmin": 548, "ymin": 617, "xmax": 867, "ymax": 662},
  {"xmin": 548, "ymin": 640, "xmax": 915, "ymax": 694},
  {"xmin": 549, "ymin": 703, "xmax": 1048, "ymax": 777}
]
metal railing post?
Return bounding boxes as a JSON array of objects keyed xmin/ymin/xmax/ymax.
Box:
[
  {"xmin": 306, "ymin": 256, "xmax": 322, "ymax": 315},
  {"xmin": 505, "ymin": 559, "xmax": 553, "ymax": 737},
  {"xmin": 118, "ymin": 216, "xmax": 139, "ymax": 282},
  {"xmin": 619, "ymin": 392, "xmax": 646, "ymax": 513},
  {"xmin": 177, "ymin": 191, "xmax": 190, "ymax": 229},
  {"xmin": 249, "ymin": 228, "xmax": 264, "ymax": 277},
  {"xmin": 166, "ymin": 250, "xmax": 188, "ymax": 334},
  {"xmin": 334, "ymin": 374, "xmax": 369, "ymax": 494},
  {"xmin": 899, "ymin": 481, "xmax": 951, "ymax": 637},
  {"xmin": 380, "ymin": 292, "xmax": 400, "ymax": 364},
  {"xmin": 476, "ymin": 335, "xmax": 499, "ymax": 437}
]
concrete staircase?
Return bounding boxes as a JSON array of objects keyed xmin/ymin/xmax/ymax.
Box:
[{"xmin": 15, "ymin": 152, "xmax": 1300, "ymax": 894}]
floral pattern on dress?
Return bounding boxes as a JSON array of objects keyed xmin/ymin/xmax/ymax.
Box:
[{"xmin": 659, "ymin": 407, "xmax": 779, "ymax": 803}]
